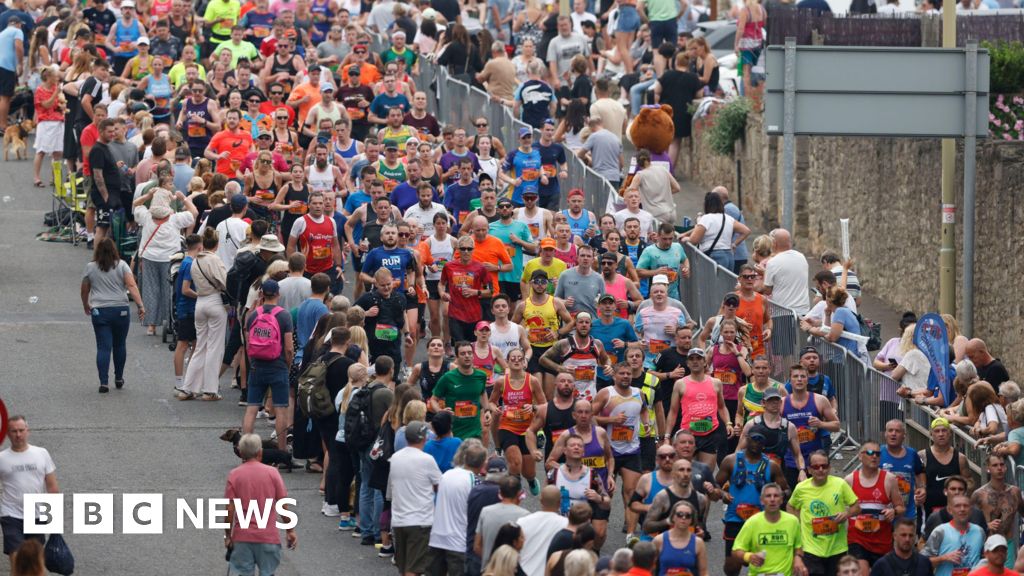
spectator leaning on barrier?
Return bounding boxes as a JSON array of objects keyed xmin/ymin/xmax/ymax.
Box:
[{"xmin": 761, "ymin": 228, "xmax": 810, "ymax": 317}]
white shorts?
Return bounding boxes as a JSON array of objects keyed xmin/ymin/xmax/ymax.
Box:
[{"xmin": 34, "ymin": 120, "xmax": 64, "ymax": 154}]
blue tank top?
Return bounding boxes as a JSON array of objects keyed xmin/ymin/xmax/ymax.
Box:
[
  {"xmin": 310, "ymin": 0, "xmax": 332, "ymax": 38},
  {"xmin": 114, "ymin": 17, "xmax": 140, "ymax": 57},
  {"xmin": 880, "ymin": 446, "xmax": 921, "ymax": 521},
  {"xmin": 336, "ymin": 139, "xmax": 359, "ymax": 164},
  {"xmin": 571, "ymin": 425, "xmax": 609, "ymax": 488},
  {"xmin": 725, "ymin": 453, "xmax": 770, "ymax": 523},
  {"xmin": 562, "ymin": 209, "xmax": 591, "ymax": 238},
  {"xmin": 783, "ymin": 394, "xmax": 823, "ymax": 468},
  {"xmin": 658, "ymin": 531, "xmax": 698, "ymax": 576},
  {"xmin": 146, "ymin": 74, "xmax": 173, "ymax": 120},
  {"xmin": 640, "ymin": 472, "xmax": 669, "ymax": 542}
]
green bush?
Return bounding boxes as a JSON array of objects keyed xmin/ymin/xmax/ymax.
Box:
[
  {"xmin": 982, "ymin": 40, "xmax": 1024, "ymax": 95},
  {"xmin": 705, "ymin": 97, "xmax": 753, "ymax": 156}
]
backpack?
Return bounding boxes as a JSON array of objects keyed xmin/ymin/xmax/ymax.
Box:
[
  {"xmin": 344, "ymin": 382, "xmax": 385, "ymax": 451},
  {"xmin": 247, "ymin": 306, "xmax": 284, "ymax": 361},
  {"xmin": 297, "ymin": 354, "xmax": 344, "ymax": 420},
  {"xmin": 226, "ymin": 250, "xmax": 261, "ymax": 306}
]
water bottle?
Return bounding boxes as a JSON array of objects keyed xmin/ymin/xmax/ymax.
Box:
[{"xmin": 560, "ymin": 486, "xmax": 570, "ymax": 516}]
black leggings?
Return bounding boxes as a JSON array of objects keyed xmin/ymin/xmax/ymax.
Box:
[{"xmin": 319, "ymin": 417, "xmax": 353, "ymax": 511}]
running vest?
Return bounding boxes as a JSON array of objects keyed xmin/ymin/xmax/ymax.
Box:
[
  {"xmin": 602, "ymin": 386, "xmax": 643, "ymax": 457},
  {"xmin": 748, "ymin": 414, "xmax": 790, "ymax": 467},
  {"xmin": 604, "ymin": 273, "xmax": 629, "ymax": 319},
  {"xmin": 571, "ymin": 425, "xmax": 609, "ymax": 486},
  {"xmin": 544, "ymin": 399, "xmax": 576, "ymax": 457},
  {"xmin": 336, "ymin": 139, "xmax": 359, "ymax": 165},
  {"xmin": 925, "ymin": 448, "xmax": 962, "ymax": 513},
  {"xmin": 308, "ymin": 164, "xmax": 336, "ymax": 194},
  {"xmin": 498, "ymin": 373, "xmax": 534, "ymax": 435},
  {"xmin": 298, "ymin": 214, "xmax": 336, "ymax": 273},
  {"xmin": 516, "ymin": 208, "xmax": 545, "ymax": 261},
  {"xmin": 710, "ymin": 344, "xmax": 744, "ymax": 402},
  {"xmin": 417, "ymin": 359, "xmax": 449, "ymax": 400},
  {"xmin": 489, "ymin": 322, "xmax": 523, "ymax": 361},
  {"xmin": 114, "ymin": 17, "xmax": 140, "ymax": 57},
  {"xmin": 561, "ymin": 209, "xmax": 591, "ymax": 238},
  {"xmin": 782, "ymin": 394, "xmax": 823, "ymax": 468},
  {"xmin": 380, "ymin": 125, "xmax": 415, "ymax": 150},
  {"xmin": 848, "ymin": 469, "xmax": 894, "ymax": 555},
  {"xmin": 553, "ymin": 243, "xmax": 577, "ymax": 268},
  {"xmin": 736, "ymin": 292, "xmax": 767, "ymax": 357},
  {"xmin": 184, "ymin": 98, "xmax": 213, "ymax": 150},
  {"xmin": 472, "ymin": 344, "xmax": 496, "ymax": 387},
  {"xmin": 362, "ymin": 209, "xmax": 394, "ymax": 251},
  {"xmin": 523, "ymin": 295, "xmax": 559, "ymax": 349},
  {"xmin": 269, "ymin": 55, "xmax": 299, "ymax": 92},
  {"xmin": 740, "ymin": 382, "xmax": 768, "ymax": 422},
  {"xmin": 679, "ymin": 376, "xmax": 719, "ymax": 436},
  {"xmin": 658, "ymin": 531, "xmax": 698, "ymax": 576},
  {"xmin": 639, "ymin": 471, "xmax": 670, "ymax": 542},
  {"xmin": 250, "ymin": 173, "xmax": 277, "ymax": 220},
  {"xmin": 552, "ymin": 464, "xmax": 596, "ymax": 515},
  {"xmin": 725, "ymin": 452, "xmax": 770, "ymax": 523},
  {"xmin": 426, "ymin": 235, "xmax": 454, "ymax": 281},
  {"xmin": 377, "ymin": 160, "xmax": 407, "ymax": 193},
  {"xmin": 558, "ymin": 335, "xmax": 600, "ymax": 402}
]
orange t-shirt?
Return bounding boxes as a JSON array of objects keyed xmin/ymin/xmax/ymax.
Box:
[
  {"xmin": 287, "ymin": 82, "xmax": 322, "ymax": 127},
  {"xmin": 471, "ymin": 235, "xmax": 512, "ymax": 290},
  {"xmin": 341, "ymin": 63, "xmax": 381, "ymax": 87},
  {"xmin": 208, "ymin": 129, "xmax": 254, "ymax": 176}
]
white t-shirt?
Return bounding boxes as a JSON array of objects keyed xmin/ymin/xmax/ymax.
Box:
[
  {"xmin": 981, "ymin": 403, "xmax": 1007, "ymax": 433},
  {"xmin": 404, "ymin": 202, "xmax": 449, "ymax": 239},
  {"xmin": 764, "ymin": 249, "xmax": 810, "ymax": 316},
  {"xmin": 517, "ymin": 511, "xmax": 568, "ymax": 576},
  {"xmin": 278, "ymin": 275, "xmax": 313, "ymax": 312},
  {"xmin": 428, "ymin": 467, "xmax": 476, "ymax": 552},
  {"xmin": 805, "ymin": 295, "xmax": 858, "ymax": 325},
  {"xmin": 133, "ymin": 207, "xmax": 196, "ymax": 262},
  {"xmin": 215, "ymin": 216, "xmax": 250, "ymax": 270},
  {"xmin": 388, "ymin": 446, "xmax": 442, "ymax": 527},
  {"xmin": 570, "ymin": 11, "xmax": 598, "ymax": 34},
  {"xmin": 0, "ymin": 446, "xmax": 56, "ymax": 518},
  {"xmin": 898, "ymin": 348, "xmax": 931, "ymax": 392},
  {"xmin": 613, "ymin": 208, "xmax": 656, "ymax": 238},
  {"xmin": 697, "ymin": 213, "xmax": 736, "ymax": 253}
]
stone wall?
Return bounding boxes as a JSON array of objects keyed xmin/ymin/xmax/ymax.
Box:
[{"xmin": 682, "ymin": 109, "xmax": 1024, "ymax": 377}]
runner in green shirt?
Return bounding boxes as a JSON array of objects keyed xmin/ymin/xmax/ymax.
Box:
[
  {"xmin": 733, "ymin": 483, "xmax": 807, "ymax": 576},
  {"xmin": 786, "ymin": 451, "xmax": 861, "ymax": 574},
  {"xmin": 428, "ymin": 341, "xmax": 495, "ymax": 440}
]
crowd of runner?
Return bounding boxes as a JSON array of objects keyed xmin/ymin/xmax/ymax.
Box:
[{"xmin": 0, "ymin": 0, "xmax": 1016, "ymax": 574}]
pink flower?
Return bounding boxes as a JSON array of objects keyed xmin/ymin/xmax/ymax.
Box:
[
  {"xmin": 993, "ymin": 118, "xmax": 1002, "ymax": 127},
  {"xmin": 990, "ymin": 113, "xmax": 997, "ymax": 120},
  {"xmin": 1015, "ymin": 96, "xmax": 1024, "ymax": 105},
  {"xmin": 998, "ymin": 94, "xmax": 1004, "ymax": 104},
  {"xmin": 1005, "ymin": 133, "xmax": 1013, "ymax": 141},
  {"xmin": 1016, "ymin": 120, "xmax": 1023, "ymax": 131}
]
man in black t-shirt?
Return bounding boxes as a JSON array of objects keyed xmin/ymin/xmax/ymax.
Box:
[
  {"xmin": 83, "ymin": 0, "xmax": 117, "ymax": 40},
  {"xmin": 87, "ymin": 119, "xmax": 123, "ymax": 238},
  {"xmin": 75, "ymin": 59, "xmax": 110, "ymax": 133},
  {"xmin": 870, "ymin": 518, "xmax": 933, "ymax": 576},
  {"xmin": 967, "ymin": 338, "xmax": 1011, "ymax": 394}
]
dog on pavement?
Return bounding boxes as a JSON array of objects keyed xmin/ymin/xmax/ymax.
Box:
[
  {"xmin": 4, "ymin": 118, "xmax": 33, "ymax": 161},
  {"xmin": 219, "ymin": 428, "xmax": 298, "ymax": 471}
]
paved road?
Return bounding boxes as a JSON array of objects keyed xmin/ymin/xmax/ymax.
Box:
[{"xmin": 0, "ymin": 154, "xmax": 729, "ymax": 574}]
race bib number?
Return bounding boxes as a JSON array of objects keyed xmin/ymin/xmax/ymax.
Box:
[
  {"xmin": 527, "ymin": 222, "xmax": 540, "ymax": 238},
  {"xmin": 896, "ymin": 475, "xmax": 911, "ymax": 495},
  {"xmin": 664, "ymin": 569, "xmax": 692, "ymax": 576},
  {"xmin": 528, "ymin": 328, "xmax": 549, "ymax": 344},
  {"xmin": 716, "ymin": 371, "xmax": 737, "ymax": 385},
  {"xmin": 521, "ymin": 167, "xmax": 540, "ymax": 181},
  {"xmin": 459, "ymin": 211, "xmax": 470, "ymax": 225},
  {"xmin": 649, "ymin": 339, "xmax": 669, "ymax": 354},
  {"xmin": 665, "ymin": 270, "xmax": 678, "ymax": 282},
  {"xmin": 796, "ymin": 426, "xmax": 816, "ymax": 444},
  {"xmin": 551, "ymin": 429, "xmax": 567, "ymax": 443},
  {"xmin": 736, "ymin": 504, "xmax": 760, "ymax": 520},
  {"xmin": 689, "ymin": 418, "xmax": 714, "ymax": 434},
  {"xmin": 311, "ymin": 245, "xmax": 331, "ymax": 259},
  {"xmin": 503, "ymin": 406, "xmax": 528, "ymax": 421},
  {"xmin": 952, "ymin": 569, "xmax": 969, "ymax": 576},
  {"xmin": 374, "ymin": 323, "xmax": 398, "ymax": 341},
  {"xmin": 454, "ymin": 401, "xmax": 478, "ymax": 418},
  {"xmin": 188, "ymin": 123, "xmax": 207, "ymax": 138},
  {"xmin": 610, "ymin": 425, "xmax": 634, "ymax": 443},
  {"xmin": 347, "ymin": 107, "xmax": 365, "ymax": 120},
  {"xmin": 581, "ymin": 455, "xmax": 605, "ymax": 469},
  {"xmin": 573, "ymin": 365, "xmax": 596, "ymax": 382},
  {"xmin": 811, "ymin": 517, "xmax": 839, "ymax": 536},
  {"xmin": 506, "ymin": 245, "xmax": 517, "ymax": 259},
  {"xmin": 288, "ymin": 202, "xmax": 308, "ymax": 215},
  {"xmin": 542, "ymin": 164, "xmax": 557, "ymax": 177},
  {"xmin": 853, "ymin": 514, "xmax": 880, "ymax": 533}
]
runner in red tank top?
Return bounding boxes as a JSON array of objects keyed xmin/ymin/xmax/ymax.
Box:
[
  {"xmin": 737, "ymin": 264, "xmax": 772, "ymax": 358},
  {"xmin": 287, "ymin": 193, "xmax": 341, "ymax": 274},
  {"xmin": 844, "ymin": 441, "xmax": 905, "ymax": 574},
  {"xmin": 490, "ymin": 348, "xmax": 545, "ymax": 493}
]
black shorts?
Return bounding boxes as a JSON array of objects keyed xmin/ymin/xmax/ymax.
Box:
[
  {"xmin": 693, "ymin": 424, "xmax": 726, "ymax": 457},
  {"xmin": 449, "ymin": 318, "xmax": 476, "ymax": 344},
  {"xmin": 404, "ymin": 292, "xmax": 419, "ymax": 311},
  {"xmin": 1, "ymin": 516, "xmax": 43, "ymax": 555},
  {"xmin": 528, "ymin": 345, "xmax": 557, "ymax": 375},
  {"xmin": 498, "ymin": 281, "xmax": 521, "ymax": 302},
  {"xmin": 175, "ymin": 314, "xmax": 197, "ymax": 342},
  {"xmin": 590, "ymin": 502, "xmax": 611, "ymax": 520},
  {"xmin": 426, "ymin": 280, "xmax": 441, "ymax": 300},
  {"xmin": 613, "ymin": 452, "xmax": 642, "ymax": 475},
  {"xmin": 804, "ymin": 552, "xmax": 844, "ymax": 576},
  {"xmin": 847, "ymin": 543, "xmax": 884, "ymax": 566},
  {"xmin": 639, "ymin": 437, "xmax": 657, "ymax": 472},
  {"xmin": 723, "ymin": 521, "xmax": 743, "ymax": 557},
  {"xmin": 351, "ymin": 254, "xmax": 363, "ymax": 275},
  {"xmin": 0, "ymin": 68, "xmax": 16, "ymax": 98},
  {"xmin": 498, "ymin": 430, "xmax": 527, "ymax": 453}
]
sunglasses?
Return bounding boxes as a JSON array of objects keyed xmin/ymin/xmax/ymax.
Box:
[
  {"xmin": 249, "ymin": 99, "xmax": 261, "ymax": 103},
  {"xmin": 271, "ymin": 91, "xmax": 284, "ymax": 96},
  {"xmin": 475, "ymin": 123, "xmax": 488, "ymax": 127},
  {"xmin": 398, "ymin": 232, "xmax": 410, "ymax": 238},
  {"xmin": 531, "ymin": 278, "xmax": 548, "ymax": 284},
  {"xmin": 276, "ymin": 116, "xmax": 288, "ymax": 120},
  {"xmin": 458, "ymin": 247, "xmax": 473, "ymax": 251},
  {"xmin": 673, "ymin": 512, "xmax": 692, "ymax": 519},
  {"xmin": 656, "ymin": 453, "xmax": 675, "ymax": 459},
  {"xmin": 863, "ymin": 449, "xmax": 880, "ymax": 456},
  {"xmin": 740, "ymin": 274, "xmax": 758, "ymax": 279}
]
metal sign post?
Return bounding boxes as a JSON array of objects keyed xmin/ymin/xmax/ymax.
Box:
[
  {"xmin": 963, "ymin": 42, "xmax": 979, "ymax": 337},
  {"xmin": 782, "ymin": 38, "xmax": 796, "ymax": 234}
]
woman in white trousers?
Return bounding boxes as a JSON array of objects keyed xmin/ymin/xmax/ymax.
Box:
[{"xmin": 179, "ymin": 228, "xmax": 228, "ymax": 401}]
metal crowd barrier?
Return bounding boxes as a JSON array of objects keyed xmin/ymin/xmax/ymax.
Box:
[{"xmin": 413, "ymin": 50, "xmax": 989, "ymax": 475}]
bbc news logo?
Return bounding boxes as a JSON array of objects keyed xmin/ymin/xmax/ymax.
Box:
[{"xmin": 22, "ymin": 494, "xmax": 298, "ymax": 534}]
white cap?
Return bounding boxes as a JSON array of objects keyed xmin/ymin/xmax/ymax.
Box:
[
  {"xmin": 137, "ymin": 36, "xmax": 150, "ymax": 45},
  {"xmin": 652, "ymin": 274, "xmax": 669, "ymax": 285},
  {"xmin": 985, "ymin": 535, "xmax": 1009, "ymax": 552},
  {"xmin": 121, "ymin": 0, "xmax": 136, "ymax": 7}
]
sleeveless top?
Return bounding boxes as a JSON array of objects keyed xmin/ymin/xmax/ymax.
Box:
[
  {"xmin": 782, "ymin": 394, "xmax": 823, "ymax": 468},
  {"xmin": 709, "ymin": 344, "xmax": 744, "ymax": 401},
  {"xmin": 249, "ymin": 172, "xmax": 276, "ymax": 221},
  {"xmin": 280, "ymin": 184, "xmax": 309, "ymax": 240},
  {"xmin": 308, "ymin": 164, "xmax": 336, "ymax": 194},
  {"xmin": 417, "ymin": 359, "xmax": 450, "ymax": 401},
  {"xmin": 114, "ymin": 17, "xmax": 141, "ymax": 57},
  {"xmin": 272, "ymin": 129, "xmax": 297, "ymax": 158},
  {"xmin": 516, "ymin": 208, "xmax": 545, "ymax": 261},
  {"xmin": 183, "ymin": 97, "xmax": 213, "ymax": 150},
  {"xmin": 270, "ymin": 55, "xmax": 299, "ymax": 92},
  {"xmin": 310, "ymin": 102, "xmax": 343, "ymax": 126},
  {"xmin": 679, "ymin": 376, "xmax": 719, "ymax": 436},
  {"xmin": 658, "ymin": 532, "xmax": 698, "ymax": 576},
  {"xmin": 925, "ymin": 448, "xmax": 962, "ymax": 513},
  {"xmin": 552, "ymin": 464, "xmax": 595, "ymax": 512},
  {"xmin": 377, "ymin": 160, "xmax": 407, "ymax": 193},
  {"xmin": 738, "ymin": 7, "xmax": 765, "ymax": 51},
  {"xmin": 311, "ymin": 0, "xmax": 333, "ymax": 38},
  {"xmin": 736, "ymin": 292, "xmax": 767, "ymax": 358},
  {"xmin": 472, "ymin": 344, "xmax": 496, "ymax": 387},
  {"xmin": 380, "ymin": 125, "xmax": 415, "ymax": 151},
  {"xmin": 558, "ymin": 335, "xmax": 600, "ymax": 402},
  {"xmin": 489, "ymin": 322, "xmax": 523, "ymax": 361},
  {"xmin": 637, "ymin": 373, "xmax": 660, "ymax": 439},
  {"xmin": 151, "ymin": 0, "xmax": 173, "ymax": 16},
  {"xmin": 848, "ymin": 469, "xmax": 894, "ymax": 554},
  {"xmin": 298, "ymin": 214, "xmax": 336, "ymax": 273},
  {"xmin": 749, "ymin": 414, "xmax": 790, "ymax": 467},
  {"xmin": 544, "ymin": 400, "xmax": 576, "ymax": 458},
  {"xmin": 740, "ymin": 382, "xmax": 767, "ymax": 422},
  {"xmin": 725, "ymin": 452, "xmax": 770, "ymax": 523},
  {"xmin": 639, "ymin": 471, "xmax": 669, "ymax": 541},
  {"xmin": 362, "ymin": 209, "xmax": 394, "ymax": 251},
  {"xmin": 561, "ymin": 209, "xmax": 591, "ymax": 238},
  {"xmin": 426, "ymin": 234, "xmax": 454, "ymax": 281},
  {"xmin": 498, "ymin": 373, "xmax": 534, "ymax": 435},
  {"xmin": 553, "ymin": 243, "xmax": 577, "ymax": 268},
  {"xmin": 336, "ymin": 139, "xmax": 360, "ymax": 165},
  {"xmin": 605, "ymin": 274, "xmax": 629, "ymax": 319},
  {"xmin": 571, "ymin": 425, "xmax": 609, "ymax": 486},
  {"xmin": 146, "ymin": 73, "xmax": 173, "ymax": 120},
  {"xmin": 523, "ymin": 295, "xmax": 559, "ymax": 350},
  {"xmin": 601, "ymin": 386, "xmax": 643, "ymax": 457}
]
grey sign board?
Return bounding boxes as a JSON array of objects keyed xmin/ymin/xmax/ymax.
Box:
[{"xmin": 764, "ymin": 46, "xmax": 989, "ymax": 138}]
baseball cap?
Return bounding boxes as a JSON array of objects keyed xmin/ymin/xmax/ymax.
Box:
[
  {"xmin": 568, "ymin": 188, "xmax": 583, "ymax": 198},
  {"xmin": 257, "ymin": 128, "xmax": 272, "ymax": 139},
  {"xmin": 599, "ymin": 251, "xmax": 618, "ymax": 263},
  {"xmin": 137, "ymin": 35, "xmax": 149, "ymax": 45},
  {"xmin": 121, "ymin": 0, "xmax": 135, "ymax": 7},
  {"xmin": 800, "ymin": 346, "xmax": 820, "ymax": 358},
  {"xmin": 986, "ymin": 535, "xmax": 1009, "ymax": 552},
  {"xmin": 652, "ymin": 274, "xmax": 669, "ymax": 285},
  {"xmin": 383, "ymin": 139, "xmax": 399, "ymax": 150},
  {"xmin": 320, "ymin": 82, "xmax": 334, "ymax": 92},
  {"xmin": 230, "ymin": 194, "xmax": 249, "ymax": 211},
  {"xmin": 597, "ymin": 293, "xmax": 616, "ymax": 303},
  {"xmin": 475, "ymin": 321, "xmax": 491, "ymax": 332},
  {"xmin": 748, "ymin": 430, "xmax": 767, "ymax": 444},
  {"xmin": 523, "ymin": 189, "xmax": 539, "ymax": 198},
  {"xmin": 497, "ymin": 198, "xmax": 513, "ymax": 207},
  {"xmin": 723, "ymin": 292, "xmax": 740, "ymax": 307},
  {"xmin": 687, "ymin": 347, "xmax": 706, "ymax": 358},
  {"xmin": 518, "ymin": 127, "xmax": 532, "ymax": 139},
  {"xmin": 539, "ymin": 238, "xmax": 556, "ymax": 250},
  {"xmin": 348, "ymin": 65, "xmax": 361, "ymax": 75},
  {"xmin": 261, "ymin": 279, "xmax": 280, "ymax": 295},
  {"xmin": 763, "ymin": 386, "xmax": 784, "ymax": 401},
  {"xmin": 530, "ymin": 269, "xmax": 549, "ymax": 281},
  {"xmin": 930, "ymin": 417, "xmax": 951, "ymax": 430},
  {"xmin": 405, "ymin": 421, "xmax": 431, "ymax": 444},
  {"xmin": 174, "ymin": 147, "xmax": 190, "ymax": 159},
  {"xmin": 487, "ymin": 456, "xmax": 508, "ymax": 473}
]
